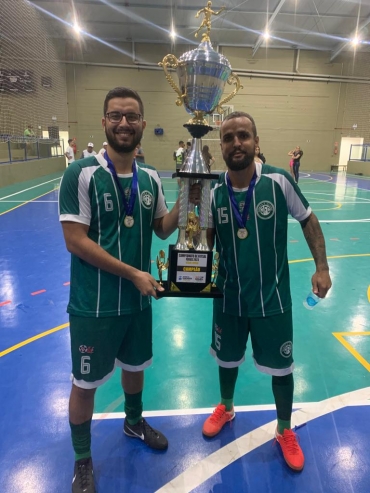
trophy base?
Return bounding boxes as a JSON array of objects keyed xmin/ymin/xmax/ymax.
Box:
[
  {"xmin": 156, "ymin": 245, "xmax": 223, "ymax": 298},
  {"xmin": 156, "ymin": 281, "xmax": 222, "ymax": 298}
]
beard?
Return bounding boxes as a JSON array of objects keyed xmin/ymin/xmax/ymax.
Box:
[
  {"xmin": 105, "ymin": 125, "xmax": 143, "ymax": 154},
  {"xmin": 224, "ymin": 149, "xmax": 255, "ymax": 171}
]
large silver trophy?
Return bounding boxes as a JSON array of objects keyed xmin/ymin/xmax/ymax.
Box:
[{"xmin": 157, "ymin": 1, "xmax": 242, "ymax": 297}]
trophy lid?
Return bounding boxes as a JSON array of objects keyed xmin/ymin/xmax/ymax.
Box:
[{"xmin": 178, "ymin": 40, "xmax": 231, "ymax": 69}]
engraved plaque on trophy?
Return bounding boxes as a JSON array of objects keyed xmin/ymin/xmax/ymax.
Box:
[{"xmin": 157, "ymin": 1, "xmax": 243, "ymax": 298}]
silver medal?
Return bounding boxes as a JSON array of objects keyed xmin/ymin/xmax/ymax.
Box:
[
  {"xmin": 124, "ymin": 216, "xmax": 134, "ymax": 228},
  {"xmin": 237, "ymin": 228, "xmax": 248, "ymax": 240}
]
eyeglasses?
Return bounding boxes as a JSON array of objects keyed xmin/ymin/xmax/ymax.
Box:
[{"xmin": 105, "ymin": 112, "xmax": 142, "ymax": 124}]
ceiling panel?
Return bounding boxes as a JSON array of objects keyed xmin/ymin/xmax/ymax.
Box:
[{"xmin": 29, "ymin": 0, "xmax": 370, "ymax": 55}]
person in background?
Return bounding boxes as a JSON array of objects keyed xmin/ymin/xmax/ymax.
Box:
[
  {"xmin": 202, "ymin": 144, "xmax": 215, "ymax": 172},
  {"xmin": 59, "ymin": 86, "xmax": 195, "ymax": 493},
  {"xmin": 255, "ymin": 145, "xmax": 266, "ymax": 164},
  {"xmin": 71, "ymin": 137, "xmax": 77, "ymax": 157},
  {"xmin": 174, "ymin": 140, "xmax": 185, "ymax": 172},
  {"xmin": 185, "ymin": 141, "xmax": 192, "ymax": 159},
  {"xmin": 202, "ymin": 111, "xmax": 331, "ymax": 473},
  {"xmin": 98, "ymin": 142, "xmax": 108, "ymax": 156},
  {"xmin": 80, "ymin": 143, "xmax": 97, "ymax": 159},
  {"xmin": 288, "ymin": 146, "xmax": 303, "ymax": 184},
  {"xmin": 65, "ymin": 138, "xmax": 75, "ymax": 166},
  {"xmin": 24, "ymin": 124, "xmax": 35, "ymax": 137},
  {"xmin": 135, "ymin": 141, "xmax": 145, "ymax": 163}
]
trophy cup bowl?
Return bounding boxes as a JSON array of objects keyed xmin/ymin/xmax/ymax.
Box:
[{"xmin": 157, "ymin": 3, "xmax": 242, "ymax": 297}]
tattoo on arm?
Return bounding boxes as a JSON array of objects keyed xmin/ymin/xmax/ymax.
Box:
[{"xmin": 300, "ymin": 213, "xmax": 329, "ymax": 271}]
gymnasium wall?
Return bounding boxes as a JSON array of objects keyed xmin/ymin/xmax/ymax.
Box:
[
  {"xmin": 0, "ymin": 157, "xmax": 65, "ymax": 188},
  {"xmin": 63, "ymin": 39, "xmax": 370, "ymax": 173}
]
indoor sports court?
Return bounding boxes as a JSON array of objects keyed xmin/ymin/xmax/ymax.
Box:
[
  {"xmin": 1, "ymin": 1, "xmax": 370, "ymax": 493},
  {"xmin": 1, "ymin": 171, "xmax": 370, "ymax": 492}
]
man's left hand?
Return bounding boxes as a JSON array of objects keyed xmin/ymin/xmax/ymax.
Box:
[{"xmin": 312, "ymin": 270, "xmax": 332, "ymax": 298}]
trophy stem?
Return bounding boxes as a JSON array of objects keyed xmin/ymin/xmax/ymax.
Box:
[{"xmin": 175, "ymin": 177, "xmax": 190, "ymax": 250}]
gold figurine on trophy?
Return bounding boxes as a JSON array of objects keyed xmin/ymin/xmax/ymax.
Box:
[
  {"xmin": 185, "ymin": 211, "xmax": 200, "ymax": 249},
  {"xmin": 156, "ymin": 250, "xmax": 169, "ymax": 285},
  {"xmin": 211, "ymin": 252, "xmax": 220, "ymax": 287},
  {"xmin": 195, "ymin": 1, "xmax": 225, "ymax": 41}
]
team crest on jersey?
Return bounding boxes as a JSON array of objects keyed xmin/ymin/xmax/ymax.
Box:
[
  {"xmin": 256, "ymin": 200, "xmax": 275, "ymax": 220},
  {"xmin": 141, "ymin": 191, "xmax": 153, "ymax": 209},
  {"xmin": 79, "ymin": 345, "xmax": 94, "ymax": 354},
  {"xmin": 280, "ymin": 341, "xmax": 292, "ymax": 358}
]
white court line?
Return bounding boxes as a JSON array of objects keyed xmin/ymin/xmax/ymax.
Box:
[
  {"xmin": 288, "ymin": 218, "xmax": 370, "ymax": 223},
  {"xmin": 155, "ymin": 387, "xmax": 370, "ymax": 493},
  {"xmin": 0, "ymin": 177, "xmax": 61, "ymax": 200},
  {"xmin": 0, "ymin": 200, "xmax": 58, "ymax": 203}
]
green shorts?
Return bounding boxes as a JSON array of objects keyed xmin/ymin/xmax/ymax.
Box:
[
  {"xmin": 70, "ymin": 307, "xmax": 152, "ymax": 389},
  {"xmin": 210, "ymin": 299, "xmax": 294, "ymax": 376}
]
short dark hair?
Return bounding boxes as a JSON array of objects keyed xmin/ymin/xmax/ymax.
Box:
[
  {"xmin": 179, "ymin": 140, "xmax": 185, "ymax": 145},
  {"xmin": 221, "ymin": 111, "xmax": 257, "ymax": 137},
  {"xmin": 103, "ymin": 87, "xmax": 144, "ymax": 117},
  {"xmin": 68, "ymin": 138, "xmax": 73, "ymax": 144}
]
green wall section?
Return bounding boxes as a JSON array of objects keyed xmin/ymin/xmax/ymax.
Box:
[{"xmin": 0, "ymin": 157, "xmax": 65, "ymax": 188}]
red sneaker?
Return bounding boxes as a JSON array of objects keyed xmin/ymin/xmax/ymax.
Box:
[
  {"xmin": 275, "ymin": 428, "xmax": 305, "ymax": 471},
  {"xmin": 202, "ymin": 404, "xmax": 235, "ymax": 437}
]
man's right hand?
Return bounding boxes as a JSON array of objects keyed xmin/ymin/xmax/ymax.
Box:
[{"xmin": 131, "ymin": 270, "xmax": 164, "ymax": 298}]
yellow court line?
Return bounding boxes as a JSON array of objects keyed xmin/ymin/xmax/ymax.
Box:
[
  {"xmin": 0, "ymin": 323, "xmax": 69, "ymax": 358},
  {"xmin": 332, "ymin": 332, "xmax": 370, "ymax": 373},
  {"xmin": 367, "ymin": 285, "xmax": 370, "ymax": 303},
  {"xmin": 289, "ymin": 253, "xmax": 370, "ymax": 264},
  {"xmin": 0, "ymin": 187, "xmax": 59, "ymax": 216}
]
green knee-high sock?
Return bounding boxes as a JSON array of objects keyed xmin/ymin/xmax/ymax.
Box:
[
  {"xmin": 124, "ymin": 391, "xmax": 143, "ymax": 425},
  {"xmin": 219, "ymin": 366, "xmax": 238, "ymax": 411},
  {"xmin": 272, "ymin": 374, "xmax": 294, "ymax": 434},
  {"xmin": 70, "ymin": 419, "xmax": 92, "ymax": 461}
]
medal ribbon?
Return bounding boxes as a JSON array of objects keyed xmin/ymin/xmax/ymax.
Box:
[
  {"xmin": 104, "ymin": 151, "xmax": 138, "ymax": 217},
  {"xmin": 226, "ymin": 170, "xmax": 257, "ymax": 229}
]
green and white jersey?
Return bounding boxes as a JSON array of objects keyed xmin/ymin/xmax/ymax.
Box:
[
  {"xmin": 59, "ymin": 153, "xmax": 168, "ymax": 317},
  {"xmin": 209, "ymin": 162, "xmax": 311, "ymax": 318}
]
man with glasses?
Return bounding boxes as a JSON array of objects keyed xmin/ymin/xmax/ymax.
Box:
[{"xmin": 59, "ymin": 87, "xmax": 188, "ymax": 493}]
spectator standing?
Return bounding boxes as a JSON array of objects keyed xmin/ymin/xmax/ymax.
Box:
[
  {"xmin": 255, "ymin": 145, "xmax": 266, "ymax": 164},
  {"xmin": 65, "ymin": 138, "xmax": 75, "ymax": 166},
  {"xmin": 98, "ymin": 142, "xmax": 108, "ymax": 156},
  {"xmin": 135, "ymin": 142, "xmax": 145, "ymax": 163},
  {"xmin": 174, "ymin": 141, "xmax": 185, "ymax": 172},
  {"xmin": 71, "ymin": 137, "xmax": 77, "ymax": 157},
  {"xmin": 202, "ymin": 144, "xmax": 215, "ymax": 172},
  {"xmin": 80, "ymin": 143, "xmax": 97, "ymax": 159},
  {"xmin": 288, "ymin": 146, "xmax": 303, "ymax": 183},
  {"xmin": 24, "ymin": 124, "xmax": 35, "ymax": 137}
]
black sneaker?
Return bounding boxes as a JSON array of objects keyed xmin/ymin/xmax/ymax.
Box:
[
  {"xmin": 123, "ymin": 417, "xmax": 168, "ymax": 450},
  {"xmin": 72, "ymin": 457, "xmax": 96, "ymax": 493}
]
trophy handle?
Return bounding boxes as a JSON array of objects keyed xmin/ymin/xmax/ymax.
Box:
[
  {"xmin": 158, "ymin": 55, "xmax": 184, "ymax": 107},
  {"xmin": 216, "ymin": 72, "xmax": 243, "ymax": 113}
]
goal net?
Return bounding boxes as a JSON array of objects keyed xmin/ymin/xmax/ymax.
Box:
[{"xmin": 0, "ymin": 0, "xmax": 68, "ymax": 161}]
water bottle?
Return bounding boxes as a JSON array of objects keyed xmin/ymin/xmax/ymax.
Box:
[{"xmin": 303, "ymin": 290, "xmax": 321, "ymax": 310}]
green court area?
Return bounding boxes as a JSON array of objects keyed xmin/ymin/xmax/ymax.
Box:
[{"xmin": 0, "ymin": 172, "xmax": 63, "ymax": 215}]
